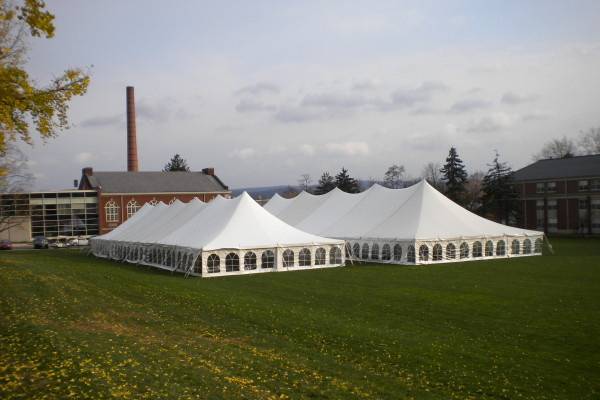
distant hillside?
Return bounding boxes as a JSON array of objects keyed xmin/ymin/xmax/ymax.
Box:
[{"xmin": 232, "ymin": 185, "xmax": 291, "ymax": 200}]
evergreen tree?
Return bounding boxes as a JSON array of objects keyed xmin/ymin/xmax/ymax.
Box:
[
  {"xmin": 440, "ymin": 147, "xmax": 468, "ymax": 204},
  {"xmin": 481, "ymin": 151, "xmax": 519, "ymax": 224},
  {"xmin": 163, "ymin": 154, "xmax": 190, "ymax": 171},
  {"xmin": 315, "ymin": 172, "xmax": 336, "ymax": 195},
  {"xmin": 335, "ymin": 167, "xmax": 360, "ymax": 193}
]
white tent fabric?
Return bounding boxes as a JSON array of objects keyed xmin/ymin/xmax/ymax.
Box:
[
  {"xmin": 91, "ymin": 193, "xmax": 345, "ymax": 277},
  {"xmin": 265, "ymin": 180, "xmax": 544, "ymax": 264}
]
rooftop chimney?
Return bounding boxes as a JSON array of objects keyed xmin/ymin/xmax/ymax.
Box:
[
  {"xmin": 202, "ymin": 167, "xmax": 215, "ymax": 176},
  {"xmin": 126, "ymin": 86, "xmax": 139, "ymax": 172}
]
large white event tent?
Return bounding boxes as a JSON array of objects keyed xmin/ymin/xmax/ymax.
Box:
[
  {"xmin": 91, "ymin": 193, "xmax": 345, "ymax": 277},
  {"xmin": 265, "ymin": 180, "xmax": 544, "ymax": 264}
]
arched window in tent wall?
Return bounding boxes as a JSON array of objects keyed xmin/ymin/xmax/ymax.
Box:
[
  {"xmin": 459, "ymin": 242, "xmax": 469, "ymax": 259},
  {"xmin": 496, "ymin": 240, "xmax": 506, "ymax": 256},
  {"xmin": 511, "ymin": 240, "xmax": 520, "ymax": 255},
  {"xmin": 418, "ymin": 245, "xmax": 429, "ymax": 261},
  {"xmin": 371, "ymin": 243, "xmax": 379, "ymax": 260},
  {"xmin": 432, "ymin": 244, "xmax": 442, "ymax": 261},
  {"xmin": 534, "ymin": 238, "xmax": 543, "ymax": 253},
  {"xmin": 126, "ymin": 200, "xmax": 140, "ymax": 218},
  {"xmin": 207, "ymin": 254, "xmax": 220, "ymax": 273},
  {"xmin": 315, "ymin": 248, "xmax": 326, "ymax": 265},
  {"xmin": 407, "ymin": 245, "xmax": 416, "ymax": 263},
  {"xmin": 361, "ymin": 243, "xmax": 369, "ymax": 259},
  {"xmin": 299, "ymin": 248, "xmax": 311, "ymax": 266},
  {"xmin": 283, "ymin": 249, "xmax": 295, "ymax": 267},
  {"xmin": 261, "ymin": 250, "xmax": 275, "ymax": 268},
  {"xmin": 104, "ymin": 200, "xmax": 119, "ymax": 222},
  {"xmin": 382, "ymin": 244, "xmax": 391, "ymax": 261},
  {"xmin": 472, "ymin": 241, "xmax": 482, "ymax": 258},
  {"xmin": 393, "ymin": 244, "xmax": 402, "ymax": 261},
  {"xmin": 330, "ymin": 247, "xmax": 342, "ymax": 264},
  {"xmin": 353, "ymin": 243, "xmax": 360, "ymax": 258},
  {"xmin": 244, "ymin": 252, "xmax": 257, "ymax": 270},
  {"xmin": 446, "ymin": 243, "xmax": 456, "ymax": 259},
  {"xmin": 523, "ymin": 239, "xmax": 532, "ymax": 254},
  {"xmin": 485, "ymin": 241, "xmax": 494, "ymax": 257},
  {"xmin": 225, "ymin": 253, "xmax": 240, "ymax": 272}
]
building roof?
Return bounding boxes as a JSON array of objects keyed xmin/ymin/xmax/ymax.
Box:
[
  {"xmin": 82, "ymin": 171, "xmax": 229, "ymax": 194},
  {"xmin": 512, "ymin": 154, "xmax": 600, "ymax": 182}
]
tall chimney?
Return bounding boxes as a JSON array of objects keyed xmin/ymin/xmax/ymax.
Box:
[{"xmin": 126, "ymin": 86, "xmax": 139, "ymax": 172}]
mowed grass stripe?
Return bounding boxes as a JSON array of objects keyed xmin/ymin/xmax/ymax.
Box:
[{"xmin": 1, "ymin": 238, "xmax": 599, "ymax": 399}]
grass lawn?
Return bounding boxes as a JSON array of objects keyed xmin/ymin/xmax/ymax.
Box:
[{"xmin": 1, "ymin": 238, "xmax": 599, "ymax": 399}]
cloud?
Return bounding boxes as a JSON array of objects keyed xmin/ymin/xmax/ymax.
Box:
[
  {"xmin": 235, "ymin": 98, "xmax": 276, "ymax": 113},
  {"xmin": 235, "ymin": 82, "xmax": 280, "ymax": 96},
  {"xmin": 325, "ymin": 141, "xmax": 369, "ymax": 156},
  {"xmin": 299, "ymin": 144, "xmax": 316, "ymax": 156},
  {"xmin": 449, "ymin": 98, "xmax": 492, "ymax": 113},
  {"xmin": 466, "ymin": 113, "xmax": 516, "ymax": 133},
  {"xmin": 391, "ymin": 81, "xmax": 448, "ymax": 108},
  {"xmin": 75, "ymin": 152, "xmax": 95, "ymax": 164},
  {"xmin": 229, "ymin": 148, "xmax": 256, "ymax": 159},
  {"xmin": 274, "ymin": 106, "xmax": 324, "ymax": 123},
  {"xmin": 80, "ymin": 114, "xmax": 123, "ymax": 128},
  {"xmin": 521, "ymin": 111, "xmax": 550, "ymax": 121},
  {"xmin": 501, "ymin": 91, "xmax": 536, "ymax": 105},
  {"xmin": 351, "ymin": 79, "xmax": 381, "ymax": 91}
]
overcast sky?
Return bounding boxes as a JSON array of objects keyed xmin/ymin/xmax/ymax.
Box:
[{"xmin": 23, "ymin": 0, "xmax": 600, "ymax": 190}]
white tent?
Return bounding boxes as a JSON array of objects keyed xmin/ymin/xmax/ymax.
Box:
[
  {"xmin": 265, "ymin": 180, "xmax": 544, "ymax": 264},
  {"xmin": 91, "ymin": 193, "xmax": 345, "ymax": 277}
]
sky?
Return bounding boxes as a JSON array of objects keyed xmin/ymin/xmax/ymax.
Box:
[{"xmin": 23, "ymin": 0, "xmax": 600, "ymax": 190}]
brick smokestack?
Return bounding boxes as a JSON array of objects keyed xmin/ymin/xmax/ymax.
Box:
[{"xmin": 126, "ymin": 86, "xmax": 139, "ymax": 172}]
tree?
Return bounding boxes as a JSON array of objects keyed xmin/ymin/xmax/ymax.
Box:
[
  {"xmin": 383, "ymin": 164, "xmax": 405, "ymax": 189},
  {"xmin": 0, "ymin": 144, "xmax": 33, "ymax": 233},
  {"xmin": 297, "ymin": 173, "xmax": 312, "ymax": 192},
  {"xmin": 481, "ymin": 151, "xmax": 519, "ymax": 224},
  {"xmin": 533, "ymin": 136, "xmax": 577, "ymax": 160},
  {"xmin": 314, "ymin": 172, "xmax": 335, "ymax": 195},
  {"xmin": 335, "ymin": 167, "xmax": 360, "ymax": 193},
  {"xmin": 440, "ymin": 147, "xmax": 468, "ymax": 204},
  {"xmin": 281, "ymin": 186, "xmax": 299, "ymax": 199},
  {"xmin": 163, "ymin": 154, "xmax": 190, "ymax": 171},
  {"xmin": 464, "ymin": 171, "xmax": 484, "ymax": 212},
  {"xmin": 421, "ymin": 162, "xmax": 443, "ymax": 190},
  {"xmin": 578, "ymin": 127, "xmax": 600, "ymax": 155},
  {"xmin": 0, "ymin": 1, "xmax": 90, "ymax": 163}
]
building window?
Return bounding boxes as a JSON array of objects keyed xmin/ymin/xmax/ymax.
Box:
[
  {"xmin": 591, "ymin": 179, "xmax": 600, "ymax": 191},
  {"xmin": 168, "ymin": 197, "xmax": 177, "ymax": 205},
  {"xmin": 244, "ymin": 252, "xmax": 257, "ymax": 270},
  {"xmin": 261, "ymin": 250, "xmax": 275, "ymax": 268},
  {"xmin": 126, "ymin": 200, "xmax": 140, "ymax": 218},
  {"xmin": 446, "ymin": 243, "xmax": 456, "ymax": 259},
  {"xmin": 432, "ymin": 244, "xmax": 442, "ymax": 261},
  {"xmin": 393, "ymin": 244, "xmax": 402, "ymax": 261},
  {"xmin": 225, "ymin": 253, "xmax": 240, "ymax": 272},
  {"xmin": 536, "ymin": 200, "xmax": 544, "ymax": 230},
  {"xmin": 371, "ymin": 243, "xmax": 379, "ymax": 260},
  {"xmin": 381, "ymin": 244, "xmax": 391, "ymax": 261},
  {"xmin": 283, "ymin": 249, "xmax": 294, "ymax": 267},
  {"xmin": 418, "ymin": 245, "xmax": 429, "ymax": 261},
  {"xmin": 299, "ymin": 248, "xmax": 311, "ymax": 266},
  {"xmin": 207, "ymin": 254, "xmax": 220, "ymax": 273},
  {"xmin": 579, "ymin": 199, "xmax": 589, "ymax": 230},
  {"xmin": 547, "ymin": 200, "xmax": 558, "ymax": 231},
  {"xmin": 148, "ymin": 198, "xmax": 159, "ymax": 206},
  {"xmin": 330, "ymin": 247, "xmax": 342, "ymax": 264},
  {"xmin": 579, "ymin": 180, "xmax": 590, "ymax": 191},
  {"xmin": 315, "ymin": 248, "xmax": 326, "ymax": 265},
  {"xmin": 104, "ymin": 200, "xmax": 119, "ymax": 222},
  {"xmin": 592, "ymin": 199, "xmax": 600, "ymax": 231},
  {"xmin": 546, "ymin": 182, "xmax": 556, "ymax": 193},
  {"xmin": 536, "ymin": 183, "xmax": 545, "ymax": 193}
]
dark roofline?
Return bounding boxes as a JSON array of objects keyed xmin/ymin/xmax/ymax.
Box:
[{"xmin": 512, "ymin": 154, "xmax": 600, "ymax": 182}]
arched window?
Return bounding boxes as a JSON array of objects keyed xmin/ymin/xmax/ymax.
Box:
[
  {"xmin": 330, "ymin": 247, "xmax": 342, "ymax": 264},
  {"xmin": 361, "ymin": 243, "xmax": 369, "ymax": 259},
  {"xmin": 432, "ymin": 244, "xmax": 442, "ymax": 261},
  {"xmin": 485, "ymin": 241, "xmax": 493, "ymax": 257},
  {"xmin": 353, "ymin": 243, "xmax": 360, "ymax": 258},
  {"xmin": 534, "ymin": 238, "xmax": 543, "ymax": 253},
  {"xmin": 418, "ymin": 245, "xmax": 429, "ymax": 261},
  {"xmin": 511, "ymin": 240, "xmax": 520, "ymax": 255},
  {"xmin": 446, "ymin": 243, "xmax": 456, "ymax": 259},
  {"xmin": 105, "ymin": 200, "xmax": 119, "ymax": 222},
  {"xmin": 371, "ymin": 243, "xmax": 379, "ymax": 260},
  {"xmin": 315, "ymin": 248, "xmax": 326, "ymax": 265},
  {"xmin": 460, "ymin": 242, "xmax": 469, "ymax": 259},
  {"xmin": 207, "ymin": 254, "xmax": 220, "ymax": 273},
  {"xmin": 472, "ymin": 241, "xmax": 482, "ymax": 257},
  {"xmin": 244, "ymin": 252, "xmax": 257, "ymax": 270},
  {"xmin": 523, "ymin": 239, "xmax": 532, "ymax": 254},
  {"xmin": 225, "ymin": 253, "xmax": 240, "ymax": 272},
  {"xmin": 345, "ymin": 244, "xmax": 351, "ymax": 258},
  {"xmin": 193, "ymin": 255, "xmax": 202, "ymax": 274},
  {"xmin": 148, "ymin": 198, "xmax": 159, "ymax": 206},
  {"xmin": 261, "ymin": 250, "xmax": 275, "ymax": 268},
  {"xmin": 283, "ymin": 249, "xmax": 294, "ymax": 267},
  {"xmin": 126, "ymin": 200, "xmax": 140, "ymax": 218},
  {"xmin": 299, "ymin": 248, "xmax": 311, "ymax": 266},
  {"xmin": 382, "ymin": 244, "xmax": 391, "ymax": 261},
  {"xmin": 496, "ymin": 240, "xmax": 506, "ymax": 256},
  {"xmin": 393, "ymin": 244, "xmax": 402, "ymax": 261},
  {"xmin": 168, "ymin": 197, "xmax": 177, "ymax": 205},
  {"xmin": 407, "ymin": 245, "xmax": 415, "ymax": 263}
]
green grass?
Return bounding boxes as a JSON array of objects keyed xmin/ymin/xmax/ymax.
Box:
[{"xmin": 1, "ymin": 238, "xmax": 599, "ymax": 399}]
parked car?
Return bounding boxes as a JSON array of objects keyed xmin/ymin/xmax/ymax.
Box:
[
  {"xmin": 49, "ymin": 239, "xmax": 67, "ymax": 248},
  {"xmin": 32, "ymin": 236, "xmax": 49, "ymax": 249},
  {"xmin": 0, "ymin": 240, "xmax": 12, "ymax": 250}
]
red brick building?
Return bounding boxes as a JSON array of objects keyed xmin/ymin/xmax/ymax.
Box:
[
  {"xmin": 513, "ymin": 155, "xmax": 600, "ymax": 235},
  {"xmin": 79, "ymin": 168, "xmax": 230, "ymax": 234}
]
